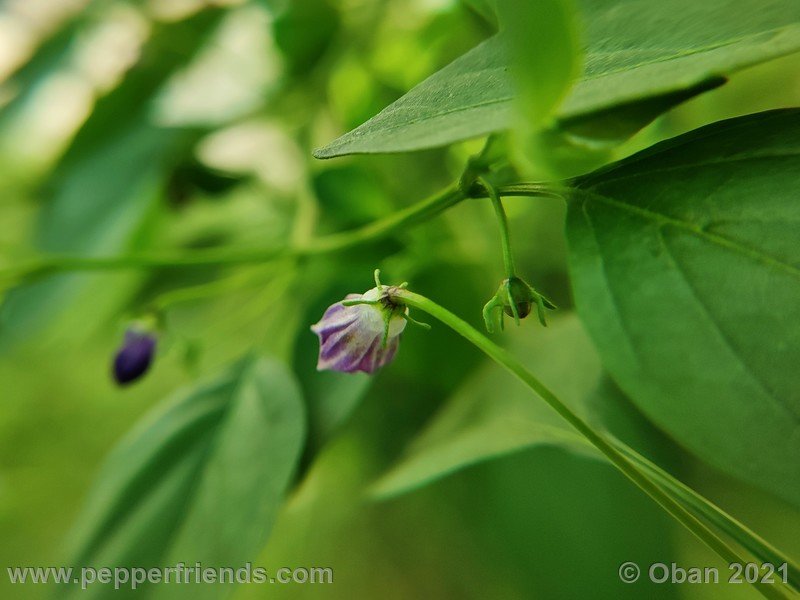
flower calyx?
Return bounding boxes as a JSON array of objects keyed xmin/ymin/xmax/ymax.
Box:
[{"xmin": 482, "ymin": 276, "xmax": 556, "ymax": 333}]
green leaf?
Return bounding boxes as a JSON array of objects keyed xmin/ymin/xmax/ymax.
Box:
[
  {"xmin": 304, "ymin": 371, "xmax": 372, "ymax": 443},
  {"xmin": 370, "ymin": 315, "xmax": 603, "ymax": 499},
  {"xmin": 496, "ymin": 0, "xmax": 581, "ymax": 131},
  {"xmin": 314, "ymin": 0, "xmax": 800, "ymax": 158},
  {"xmin": 497, "ymin": 0, "xmax": 583, "ymax": 177},
  {"xmin": 566, "ymin": 109, "xmax": 800, "ymax": 507},
  {"xmin": 64, "ymin": 356, "xmax": 305, "ymax": 597}
]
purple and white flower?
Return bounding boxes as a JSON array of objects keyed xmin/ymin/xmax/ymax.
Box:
[{"xmin": 311, "ymin": 286, "xmax": 408, "ymax": 374}]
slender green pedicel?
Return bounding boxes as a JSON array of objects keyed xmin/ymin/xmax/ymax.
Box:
[
  {"xmin": 390, "ymin": 286, "xmax": 796, "ymax": 600},
  {"xmin": 479, "ymin": 177, "xmax": 556, "ymax": 332}
]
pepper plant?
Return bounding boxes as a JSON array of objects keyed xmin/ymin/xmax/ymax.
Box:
[{"xmin": 1, "ymin": 0, "xmax": 800, "ymax": 598}]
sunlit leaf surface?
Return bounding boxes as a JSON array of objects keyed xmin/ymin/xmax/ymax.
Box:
[{"xmin": 316, "ymin": 0, "xmax": 800, "ymax": 157}]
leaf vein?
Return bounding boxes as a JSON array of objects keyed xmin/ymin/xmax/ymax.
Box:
[
  {"xmin": 579, "ymin": 198, "xmax": 641, "ymax": 366},
  {"xmin": 657, "ymin": 227, "xmax": 800, "ymax": 422},
  {"xmin": 583, "ymin": 151, "xmax": 800, "ymax": 189},
  {"xmin": 574, "ymin": 189, "xmax": 800, "ymax": 280}
]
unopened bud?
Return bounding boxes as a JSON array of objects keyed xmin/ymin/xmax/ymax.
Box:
[{"xmin": 113, "ymin": 328, "xmax": 157, "ymax": 385}]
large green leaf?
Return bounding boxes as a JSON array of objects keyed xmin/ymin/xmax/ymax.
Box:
[
  {"xmin": 566, "ymin": 109, "xmax": 800, "ymax": 507},
  {"xmin": 315, "ymin": 0, "xmax": 800, "ymax": 157},
  {"xmin": 64, "ymin": 356, "xmax": 305, "ymax": 598}
]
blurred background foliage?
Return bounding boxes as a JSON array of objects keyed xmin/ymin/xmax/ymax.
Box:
[{"xmin": 0, "ymin": 0, "xmax": 799, "ymax": 599}]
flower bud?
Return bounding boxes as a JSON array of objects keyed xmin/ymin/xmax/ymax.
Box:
[
  {"xmin": 311, "ymin": 286, "xmax": 407, "ymax": 374},
  {"xmin": 483, "ymin": 276, "xmax": 556, "ymax": 332},
  {"xmin": 113, "ymin": 329, "xmax": 157, "ymax": 385}
]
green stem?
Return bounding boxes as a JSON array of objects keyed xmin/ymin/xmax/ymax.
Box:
[
  {"xmin": 496, "ymin": 181, "xmax": 570, "ymax": 201},
  {"xmin": 614, "ymin": 441, "xmax": 800, "ymax": 587},
  {"xmin": 0, "ymin": 248, "xmax": 291, "ymax": 287},
  {"xmin": 0, "ymin": 181, "xmax": 570, "ymax": 289},
  {"xmin": 149, "ymin": 269, "xmax": 273, "ymax": 312},
  {"xmin": 479, "ymin": 177, "xmax": 516, "ymax": 279},
  {"xmin": 394, "ymin": 289, "xmax": 793, "ymax": 600},
  {"xmin": 0, "ymin": 185, "xmax": 466, "ymax": 286},
  {"xmin": 305, "ymin": 184, "xmax": 464, "ymax": 255}
]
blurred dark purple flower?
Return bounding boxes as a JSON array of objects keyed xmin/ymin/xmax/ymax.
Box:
[
  {"xmin": 113, "ymin": 329, "xmax": 157, "ymax": 385},
  {"xmin": 311, "ymin": 287, "xmax": 407, "ymax": 374}
]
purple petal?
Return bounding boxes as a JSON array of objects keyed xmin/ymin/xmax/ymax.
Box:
[
  {"xmin": 317, "ymin": 327, "xmax": 379, "ymax": 373},
  {"xmin": 312, "ymin": 311, "xmax": 360, "ymax": 343},
  {"xmin": 310, "ymin": 298, "xmax": 365, "ymax": 340},
  {"xmin": 377, "ymin": 336, "xmax": 400, "ymax": 368},
  {"xmin": 355, "ymin": 336, "xmax": 400, "ymax": 374},
  {"xmin": 318, "ymin": 327, "xmax": 361, "ymax": 361},
  {"xmin": 351, "ymin": 336, "xmax": 383, "ymax": 373}
]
